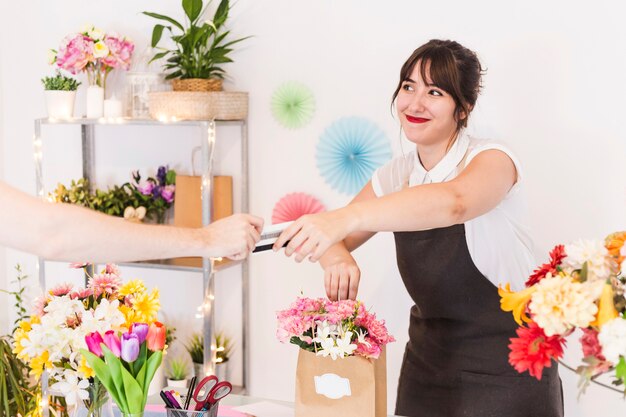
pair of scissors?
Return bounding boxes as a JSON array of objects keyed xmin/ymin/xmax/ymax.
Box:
[{"xmin": 193, "ymin": 375, "xmax": 233, "ymax": 411}]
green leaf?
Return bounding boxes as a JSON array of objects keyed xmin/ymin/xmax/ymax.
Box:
[
  {"xmin": 213, "ymin": 0, "xmax": 230, "ymax": 27},
  {"xmin": 101, "ymin": 346, "xmax": 130, "ymax": 412},
  {"xmin": 151, "ymin": 25, "xmax": 166, "ymax": 47},
  {"xmin": 183, "ymin": 0, "xmax": 203, "ymax": 23},
  {"xmin": 142, "ymin": 11, "xmax": 184, "ymax": 32},
  {"xmin": 580, "ymin": 262, "xmax": 588, "ymax": 282},
  {"xmin": 120, "ymin": 364, "xmax": 145, "ymax": 414},
  {"xmin": 616, "ymin": 357, "xmax": 626, "ymax": 383},
  {"xmin": 142, "ymin": 351, "xmax": 163, "ymax": 409},
  {"xmin": 134, "ymin": 343, "xmax": 148, "ymax": 380},
  {"xmin": 80, "ymin": 349, "xmax": 126, "ymax": 412}
]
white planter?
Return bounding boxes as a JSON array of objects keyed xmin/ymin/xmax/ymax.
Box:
[
  {"xmin": 167, "ymin": 378, "xmax": 189, "ymax": 388},
  {"xmin": 215, "ymin": 361, "xmax": 230, "ymax": 382},
  {"xmin": 44, "ymin": 90, "xmax": 76, "ymax": 119},
  {"xmin": 86, "ymin": 85, "xmax": 104, "ymax": 118}
]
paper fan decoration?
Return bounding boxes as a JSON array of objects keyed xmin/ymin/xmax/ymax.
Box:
[
  {"xmin": 272, "ymin": 192, "xmax": 326, "ymax": 224},
  {"xmin": 271, "ymin": 81, "xmax": 316, "ymax": 129},
  {"xmin": 316, "ymin": 116, "xmax": 391, "ymax": 195}
]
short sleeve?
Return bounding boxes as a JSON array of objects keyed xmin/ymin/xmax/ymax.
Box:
[
  {"xmin": 465, "ymin": 142, "xmax": 523, "ymax": 185},
  {"xmin": 371, "ymin": 152, "xmax": 415, "ymax": 197}
]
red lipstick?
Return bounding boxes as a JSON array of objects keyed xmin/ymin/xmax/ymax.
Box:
[{"xmin": 405, "ymin": 115, "xmax": 429, "ymax": 124}]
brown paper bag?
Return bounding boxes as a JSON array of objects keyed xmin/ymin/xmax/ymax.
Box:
[
  {"xmin": 170, "ymin": 175, "xmax": 233, "ymax": 267},
  {"xmin": 295, "ymin": 348, "xmax": 387, "ymax": 417}
]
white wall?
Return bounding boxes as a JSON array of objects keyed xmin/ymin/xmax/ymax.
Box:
[{"xmin": 1, "ymin": 0, "xmax": 625, "ymax": 415}]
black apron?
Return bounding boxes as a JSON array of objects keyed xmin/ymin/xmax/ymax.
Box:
[{"xmin": 394, "ymin": 224, "xmax": 563, "ymax": 417}]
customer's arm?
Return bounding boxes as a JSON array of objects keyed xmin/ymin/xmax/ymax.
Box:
[{"xmin": 0, "ymin": 181, "xmax": 263, "ymax": 262}]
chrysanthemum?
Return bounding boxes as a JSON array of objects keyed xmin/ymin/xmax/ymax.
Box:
[
  {"xmin": 598, "ymin": 317, "xmax": 626, "ymax": 364},
  {"xmin": 119, "ymin": 279, "xmax": 146, "ymax": 297},
  {"xmin": 127, "ymin": 288, "xmax": 160, "ymax": 325},
  {"xmin": 562, "ymin": 239, "xmax": 613, "ymax": 282},
  {"xmin": 508, "ymin": 321, "xmax": 565, "ymax": 380},
  {"xmin": 526, "ymin": 245, "xmax": 566, "ymax": 287},
  {"xmin": 89, "ymin": 273, "xmax": 121, "ymax": 297},
  {"xmin": 49, "ymin": 282, "xmax": 74, "ymax": 297},
  {"xmin": 529, "ymin": 273, "xmax": 603, "ymax": 336}
]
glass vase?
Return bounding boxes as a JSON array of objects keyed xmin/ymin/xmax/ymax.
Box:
[
  {"xmin": 72, "ymin": 380, "xmax": 113, "ymax": 417},
  {"xmin": 85, "ymin": 64, "xmax": 109, "ymax": 118}
]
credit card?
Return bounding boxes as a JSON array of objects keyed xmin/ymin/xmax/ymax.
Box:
[{"xmin": 253, "ymin": 221, "xmax": 293, "ymax": 253}]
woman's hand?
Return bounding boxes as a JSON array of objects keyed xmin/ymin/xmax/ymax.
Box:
[
  {"xmin": 323, "ymin": 252, "xmax": 361, "ymax": 301},
  {"xmin": 273, "ymin": 208, "xmax": 358, "ymax": 262},
  {"xmin": 203, "ymin": 213, "xmax": 264, "ymax": 260}
]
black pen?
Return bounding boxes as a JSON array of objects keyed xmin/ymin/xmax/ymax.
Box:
[
  {"xmin": 184, "ymin": 376, "xmax": 197, "ymax": 410},
  {"xmin": 160, "ymin": 390, "xmax": 174, "ymax": 408}
]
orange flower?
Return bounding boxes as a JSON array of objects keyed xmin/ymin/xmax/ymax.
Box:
[
  {"xmin": 605, "ymin": 231, "xmax": 626, "ymax": 266},
  {"xmin": 146, "ymin": 321, "xmax": 166, "ymax": 351},
  {"xmin": 499, "ymin": 284, "xmax": 536, "ymax": 325},
  {"xmin": 589, "ymin": 283, "xmax": 618, "ymax": 327}
]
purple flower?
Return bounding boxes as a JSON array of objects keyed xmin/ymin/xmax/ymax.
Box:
[
  {"xmin": 161, "ymin": 185, "xmax": 175, "ymax": 203},
  {"xmin": 85, "ymin": 331, "xmax": 104, "ymax": 357},
  {"xmin": 156, "ymin": 166, "xmax": 167, "ymax": 186},
  {"xmin": 130, "ymin": 323, "xmax": 149, "ymax": 344},
  {"xmin": 121, "ymin": 332, "xmax": 140, "ymax": 362},
  {"xmin": 103, "ymin": 330, "xmax": 121, "ymax": 357},
  {"xmin": 138, "ymin": 181, "xmax": 155, "ymax": 196},
  {"xmin": 152, "ymin": 185, "xmax": 163, "ymax": 199}
]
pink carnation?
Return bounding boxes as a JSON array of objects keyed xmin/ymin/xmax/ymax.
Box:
[
  {"xmin": 355, "ymin": 336, "xmax": 382, "ymax": 359},
  {"xmin": 49, "ymin": 282, "xmax": 74, "ymax": 297},
  {"xmin": 56, "ymin": 34, "xmax": 94, "ymax": 74},
  {"xmin": 580, "ymin": 328, "xmax": 605, "ymax": 361},
  {"xmin": 102, "ymin": 35, "xmax": 134, "ymax": 70}
]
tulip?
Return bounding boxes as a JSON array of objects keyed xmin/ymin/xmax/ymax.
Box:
[
  {"xmin": 85, "ymin": 331, "xmax": 104, "ymax": 357},
  {"xmin": 498, "ymin": 284, "xmax": 536, "ymax": 326},
  {"xmin": 130, "ymin": 323, "xmax": 149, "ymax": 344},
  {"xmin": 121, "ymin": 332, "xmax": 140, "ymax": 362},
  {"xmin": 146, "ymin": 321, "xmax": 166, "ymax": 351},
  {"xmin": 103, "ymin": 330, "xmax": 121, "ymax": 357}
]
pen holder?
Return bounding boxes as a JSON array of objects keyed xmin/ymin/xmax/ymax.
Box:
[{"xmin": 165, "ymin": 407, "xmax": 218, "ymax": 417}]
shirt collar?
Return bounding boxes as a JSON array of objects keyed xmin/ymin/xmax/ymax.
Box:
[{"xmin": 410, "ymin": 131, "xmax": 470, "ymax": 185}]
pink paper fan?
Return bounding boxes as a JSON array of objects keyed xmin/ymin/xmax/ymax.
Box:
[{"xmin": 272, "ymin": 192, "xmax": 326, "ymax": 224}]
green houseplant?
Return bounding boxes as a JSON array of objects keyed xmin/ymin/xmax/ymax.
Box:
[
  {"xmin": 41, "ymin": 71, "xmax": 81, "ymax": 119},
  {"xmin": 185, "ymin": 333, "xmax": 204, "ymax": 378},
  {"xmin": 165, "ymin": 356, "xmax": 190, "ymax": 388},
  {"xmin": 144, "ymin": 0, "xmax": 249, "ymax": 92}
]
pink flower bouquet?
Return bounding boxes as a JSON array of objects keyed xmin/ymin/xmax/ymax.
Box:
[
  {"xmin": 276, "ymin": 297, "xmax": 395, "ymax": 359},
  {"xmin": 50, "ymin": 24, "xmax": 134, "ymax": 88},
  {"xmin": 499, "ymin": 232, "xmax": 626, "ymax": 394}
]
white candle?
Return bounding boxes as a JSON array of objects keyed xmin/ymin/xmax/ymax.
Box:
[
  {"xmin": 86, "ymin": 85, "xmax": 104, "ymax": 118},
  {"xmin": 103, "ymin": 97, "xmax": 123, "ymax": 118}
]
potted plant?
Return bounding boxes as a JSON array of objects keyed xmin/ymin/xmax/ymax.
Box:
[
  {"xmin": 144, "ymin": 0, "xmax": 249, "ymax": 92},
  {"xmin": 41, "ymin": 71, "xmax": 81, "ymax": 119},
  {"xmin": 185, "ymin": 332, "xmax": 204, "ymax": 379},
  {"xmin": 166, "ymin": 356, "xmax": 190, "ymax": 388}
]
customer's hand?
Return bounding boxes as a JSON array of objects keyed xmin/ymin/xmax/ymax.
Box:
[
  {"xmin": 204, "ymin": 213, "xmax": 264, "ymax": 260},
  {"xmin": 323, "ymin": 252, "xmax": 361, "ymax": 301}
]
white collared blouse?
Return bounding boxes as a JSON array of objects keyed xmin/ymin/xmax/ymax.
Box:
[{"xmin": 371, "ymin": 132, "xmax": 535, "ymax": 291}]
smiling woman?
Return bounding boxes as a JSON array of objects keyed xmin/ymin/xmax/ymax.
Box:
[{"xmin": 274, "ymin": 39, "xmax": 563, "ymax": 417}]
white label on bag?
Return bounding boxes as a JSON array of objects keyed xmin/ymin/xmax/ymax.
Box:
[{"xmin": 313, "ymin": 373, "xmax": 352, "ymax": 399}]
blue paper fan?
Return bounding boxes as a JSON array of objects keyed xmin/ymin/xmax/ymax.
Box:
[
  {"xmin": 271, "ymin": 81, "xmax": 316, "ymax": 129},
  {"xmin": 316, "ymin": 117, "xmax": 391, "ymax": 195}
]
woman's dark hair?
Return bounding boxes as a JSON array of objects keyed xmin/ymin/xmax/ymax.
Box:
[{"xmin": 392, "ymin": 39, "xmax": 484, "ymax": 131}]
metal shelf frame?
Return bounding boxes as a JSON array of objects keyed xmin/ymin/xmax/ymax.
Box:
[{"xmin": 33, "ymin": 117, "xmax": 250, "ymax": 412}]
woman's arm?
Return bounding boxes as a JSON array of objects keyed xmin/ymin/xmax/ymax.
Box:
[
  {"xmin": 0, "ymin": 181, "xmax": 263, "ymax": 262},
  {"xmin": 275, "ymin": 149, "xmax": 517, "ymax": 262}
]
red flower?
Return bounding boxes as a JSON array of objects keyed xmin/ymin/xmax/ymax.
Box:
[
  {"xmin": 508, "ymin": 321, "xmax": 566, "ymax": 380},
  {"xmin": 525, "ymin": 245, "xmax": 566, "ymax": 286},
  {"xmin": 580, "ymin": 328, "xmax": 606, "ymax": 361}
]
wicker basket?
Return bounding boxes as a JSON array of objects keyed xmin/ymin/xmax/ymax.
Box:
[
  {"xmin": 148, "ymin": 91, "xmax": 248, "ymax": 121},
  {"xmin": 172, "ymin": 78, "xmax": 223, "ymax": 92}
]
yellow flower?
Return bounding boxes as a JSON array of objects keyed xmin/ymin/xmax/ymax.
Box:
[
  {"xmin": 78, "ymin": 355, "xmax": 95, "ymax": 379},
  {"xmin": 590, "ymin": 283, "xmax": 619, "ymax": 327},
  {"xmin": 130, "ymin": 288, "xmax": 160, "ymax": 325},
  {"xmin": 29, "ymin": 351, "xmax": 52, "ymax": 378},
  {"xmin": 119, "ymin": 279, "xmax": 147, "ymax": 297},
  {"xmin": 498, "ymin": 283, "xmax": 536, "ymax": 325}
]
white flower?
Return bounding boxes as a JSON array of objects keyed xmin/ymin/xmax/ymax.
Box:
[
  {"xmin": 88, "ymin": 27, "xmax": 105, "ymax": 40},
  {"xmin": 529, "ymin": 273, "xmax": 603, "ymax": 336},
  {"xmin": 335, "ymin": 331, "xmax": 357, "ymax": 358},
  {"xmin": 93, "ymin": 41, "xmax": 109, "ymax": 59},
  {"xmin": 598, "ymin": 317, "xmax": 626, "ymax": 364},
  {"xmin": 93, "ymin": 299, "xmax": 125, "ymax": 327},
  {"xmin": 50, "ymin": 371, "xmax": 89, "ymax": 406},
  {"xmin": 312, "ymin": 320, "xmax": 337, "ymax": 344},
  {"xmin": 80, "ymin": 23, "xmax": 94, "ymax": 34},
  {"xmin": 356, "ymin": 329, "xmax": 370, "ymax": 347},
  {"xmin": 562, "ymin": 239, "xmax": 612, "ymax": 282}
]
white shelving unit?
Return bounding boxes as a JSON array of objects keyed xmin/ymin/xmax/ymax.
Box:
[{"xmin": 33, "ymin": 117, "xmax": 250, "ymax": 408}]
